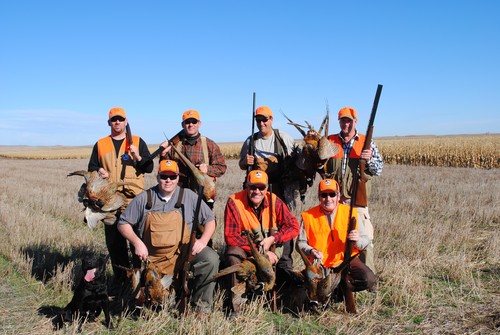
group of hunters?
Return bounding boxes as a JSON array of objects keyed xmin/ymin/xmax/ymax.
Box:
[{"xmin": 87, "ymin": 102, "xmax": 383, "ymax": 315}]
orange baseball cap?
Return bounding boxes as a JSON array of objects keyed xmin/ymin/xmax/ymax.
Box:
[
  {"xmin": 158, "ymin": 160, "xmax": 179, "ymax": 174},
  {"xmin": 338, "ymin": 107, "xmax": 357, "ymax": 120},
  {"xmin": 109, "ymin": 107, "xmax": 126, "ymax": 120},
  {"xmin": 255, "ymin": 106, "xmax": 273, "ymax": 118},
  {"xmin": 182, "ymin": 110, "xmax": 201, "ymax": 122},
  {"xmin": 319, "ymin": 179, "xmax": 339, "ymax": 193},
  {"xmin": 247, "ymin": 170, "xmax": 268, "ymax": 186}
]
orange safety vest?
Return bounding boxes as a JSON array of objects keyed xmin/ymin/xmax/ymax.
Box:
[
  {"xmin": 230, "ymin": 190, "xmax": 277, "ymax": 240},
  {"xmin": 325, "ymin": 133, "xmax": 372, "ymax": 203},
  {"xmin": 97, "ymin": 135, "xmax": 144, "ymax": 203},
  {"xmin": 301, "ymin": 204, "xmax": 358, "ymax": 268}
]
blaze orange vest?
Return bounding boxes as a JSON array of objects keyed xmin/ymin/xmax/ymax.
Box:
[
  {"xmin": 230, "ymin": 190, "xmax": 277, "ymax": 240},
  {"xmin": 301, "ymin": 204, "xmax": 358, "ymax": 268},
  {"xmin": 325, "ymin": 133, "xmax": 372, "ymax": 203},
  {"xmin": 97, "ymin": 135, "xmax": 144, "ymax": 203}
]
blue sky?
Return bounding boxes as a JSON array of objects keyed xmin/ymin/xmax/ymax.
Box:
[{"xmin": 1, "ymin": 1, "xmax": 499, "ymax": 146}]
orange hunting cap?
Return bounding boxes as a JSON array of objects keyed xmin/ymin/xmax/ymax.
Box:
[
  {"xmin": 109, "ymin": 107, "xmax": 126, "ymax": 120},
  {"xmin": 182, "ymin": 110, "xmax": 201, "ymax": 122},
  {"xmin": 255, "ymin": 106, "xmax": 273, "ymax": 118},
  {"xmin": 319, "ymin": 179, "xmax": 339, "ymax": 193},
  {"xmin": 158, "ymin": 160, "xmax": 179, "ymax": 175},
  {"xmin": 338, "ymin": 107, "xmax": 357, "ymax": 120},
  {"xmin": 247, "ymin": 170, "xmax": 268, "ymax": 186}
]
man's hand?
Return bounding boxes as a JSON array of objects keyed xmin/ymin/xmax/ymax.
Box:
[
  {"xmin": 347, "ymin": 229, "xmax": 360, "ymax": 242},
  {"xmin": 197, "ymin": 163, "xmax": 208, "ymax": 174},
  {"xmin": 159, "ymin": 141, "xmax": 171, "ymax": 158},
  {"xmin": 310, "ymin": 248, "xmax": 324, "ymax": 260},
  {"xmin": 246, "ymin": 154, "xmax": 255, "ymax": 166},
  {"xmin": 133, "ymin": 240, "xmax": 149, "ymax": 261},
  {"xmin": 360, "ymin": 148, "xmax": 373, "ymax": 161},
  {"xmin": 266, "ymin": 250, "xmax": 278, "ymax": 265},
  {"xmin": 129, "ymin": 144, "xmax": 141, "ymax": 162},
  {"xmin": 259, "ymin": 236, "xmax": 275, "ymax": 252},
  {"xmin": 98, "ymin": 168, "xmax": 109, "ymax": 179},
  {"xmin": 191, "ymin": 239, "xmax": 207, "ymax": 256}
]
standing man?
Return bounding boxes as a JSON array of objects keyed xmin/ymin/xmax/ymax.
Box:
[
  {"xmin": 238, "ymin": 106, "xmax": 298, "ymax": 288},
  {"xmin": 297, "ymin": 179, "xmax": 376, "ymax": 302},
  {"xmin": 117, "ymin": 160, "xmax": 219, "ymax": 313},
  {"xmin": 88, "ymin": 107, "xmax": 154, "ymax": 283},
  {"xmin": 160, "ymin": 109, "xmax": 226, "ymax": 209},
  {"xmin": 324, "ymin": 107, "xmax": 383, "ymax": 274},
  {"xmin": 222, "ymin": 170, "xmax": 299, "ymax": 314}
]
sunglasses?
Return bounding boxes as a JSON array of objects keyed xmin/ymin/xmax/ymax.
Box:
[
  {"xmin": 320, "ymin": 192, "xmax": 338, "ymax": 199},
  {"xmin": 184, "ymin": 119, "xmax": 198, "ymax": 125},
  {"xmin": 110, "ymin": 116, "xmax": 125, "ymax": 122},
  {"xmin": 255, "ymin": 118, "xmax": 269, "ymax": 123},
  {"xmin": 249, "ymin": 185, "xmax": 267, "ymax": 191},
  {"xmin": 159, "ymin": 174, "xmax": 178, "ymax": 180}
]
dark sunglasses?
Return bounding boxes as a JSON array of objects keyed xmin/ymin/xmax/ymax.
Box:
[
  {"xmin": 320, "ymin": 192, "xmax": 338, "ymax": 199},
  {"xmin": 159, "ymin": 174, "xmax": 178, "ymax": 180},
  {"xmin": 184, "ymin": 119, "xmax": 198, "ymax": 125},
  {"xmin": 110, "ymin": 116, "xmax": 125, "ymax": 122},
  {"xmin": 249, "ymin": 185, "xmax": 267, "ymax": 191},
  {"xmin": 255, "ymin": 117, "xmax": 269, "ymax": 123}
]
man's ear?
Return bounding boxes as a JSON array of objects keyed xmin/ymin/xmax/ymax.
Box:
[{"xmin": 107, "ymin": 120, "xmax": 111, "ymax": 126}]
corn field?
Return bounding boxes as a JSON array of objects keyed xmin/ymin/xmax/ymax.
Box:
[
  {"xmin": 376, "ymin": 134, "xmax": 499, "ymax": 169},
  {"xmin": 0, "ymin": 134, "xmax": 498, "ymax": 169}
]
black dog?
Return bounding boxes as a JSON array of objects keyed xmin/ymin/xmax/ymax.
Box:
[{"xmin": 58, "ymin": 253, "xmax": 112, "ymax": 330}]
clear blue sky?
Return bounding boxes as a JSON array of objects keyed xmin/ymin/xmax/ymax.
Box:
[{"xmin": 1, "ymin": 1, "xmax": 499, "ymax": 146}]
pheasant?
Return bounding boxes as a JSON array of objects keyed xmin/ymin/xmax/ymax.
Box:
[{"xmin": 68, "ymin": 170, "xmax": 141, "ymax": 228}]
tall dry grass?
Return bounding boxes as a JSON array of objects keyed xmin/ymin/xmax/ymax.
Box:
[{"xmin": 0, "ymin": 155, "xmax": 499, "ymax": 334}]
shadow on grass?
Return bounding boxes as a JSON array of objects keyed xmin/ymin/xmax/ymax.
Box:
[{"xmin": 21, "ymin": 244, "xmax": 98, "ymax": 283}]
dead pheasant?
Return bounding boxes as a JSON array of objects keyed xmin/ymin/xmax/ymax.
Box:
[
  {"xmin": 211, "ymin": 233, "xmax": 275, "ymax": 294},
  {"xmin": 296, "ymin": 241, "xmax": 340, "ymax": 311},
  {"xmin": 68, "ymin": 170, "xmax": 142, "ymax": 228},
  {"xmin": 143, "ymin": 259, "xmax": 171, "ymax": 308},
  {"xmin": 168, "ymin": 141, "xmax": 216, "ymax": 202}
]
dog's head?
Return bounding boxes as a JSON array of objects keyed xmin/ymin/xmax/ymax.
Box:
[{"xmin": 81, "ymin": 254, "xmax": 109, "ymax": 283}]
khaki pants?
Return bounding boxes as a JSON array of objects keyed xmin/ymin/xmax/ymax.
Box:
[{"xmin": 355, "ymin": 206, "xmax": 376, "ymax": 274}]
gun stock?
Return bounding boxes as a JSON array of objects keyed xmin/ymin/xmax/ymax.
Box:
[{"xmin": 178, "ymin": 185, "xmax": 204, "ymax": 314}]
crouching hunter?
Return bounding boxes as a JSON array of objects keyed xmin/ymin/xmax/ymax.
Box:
[
  {"xmin": 117, "ymin": 160, "xmax": 219, "ymax": 313},
  {"xmin": 222, "ymin": 170, "xmax": 299, "ymax": 314}
]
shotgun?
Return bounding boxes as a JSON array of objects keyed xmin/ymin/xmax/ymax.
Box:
[
  {"xmin": 178, "ymin": 184, "xmax": 204, "ymax": 314},
  {"xmin": 124, "ymin": 123, "xmax": 137, "ymax": 167},
  {"xmin": 246, "ymin": 92, "xmax": 256, "ymax": 176},
  {"xmin": 356, "ymin": 84, "xmax": 383, "ymax": 207},
  {"xmin": 268, "ymin": 183, "xmax": 277, "ymax": 312},
  {"xmin": 337, "ymin": 84, "xmax": 383, "ymax": 313}
]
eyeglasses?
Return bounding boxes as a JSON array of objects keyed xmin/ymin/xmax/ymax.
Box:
[
  {"xmin": 320, "ymin": 192, "xmax": 338, "ymax": 199},
  {"xmin": 159, "ymin": 174, "xmax": 178, "ymax": 180},
  {"xmin": 249, "ymin": 185, "xmax": 267, "ymax": 191},
  {"xmin": 110, "ymin": 116, "xmax": 125, "ymax": 122},
  {"xmin": 255, "ymin": 118, "xmax": 269, "ymax": 123},
  {"xmin": 184, "ymin": 119, "xmax": 198, "ymax": 125}
]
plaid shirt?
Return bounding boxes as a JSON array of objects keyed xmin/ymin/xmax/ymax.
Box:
[
  {"xmin": 338, "ymin": 131, "xmax": 383, "ymax": 177},
  {"xmin": 165, "ymin": 134, "xmax": 227, "ymax": 190},
  {"xmin": 224, "ymin": 192, "xmax": 299, "ymax": 254}
]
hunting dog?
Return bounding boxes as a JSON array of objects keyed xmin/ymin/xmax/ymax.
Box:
[{"xmin": 57, "ymin": 253, "xmax": 112, "ymax": 330}]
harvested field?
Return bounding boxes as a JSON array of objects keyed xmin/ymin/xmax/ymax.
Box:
[{"xmin": 0, "ymin": 135, "xmax": 498, "ymax": 334}]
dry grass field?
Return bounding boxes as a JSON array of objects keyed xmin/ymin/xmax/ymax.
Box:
[{"xmin": 0, "ymin": 135, "xmax": 499, "ymax": 334}]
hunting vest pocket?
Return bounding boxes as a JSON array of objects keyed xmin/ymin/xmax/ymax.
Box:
[{"xmin": 146, "ymin": 211, "xmax": 183, "ymax": 248}]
